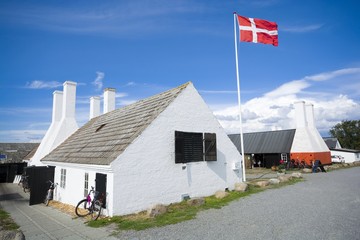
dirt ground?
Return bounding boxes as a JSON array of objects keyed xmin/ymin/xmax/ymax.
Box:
[{"xmin": 47, "ymin": 200, "xmax": 78, "ymax": 218}]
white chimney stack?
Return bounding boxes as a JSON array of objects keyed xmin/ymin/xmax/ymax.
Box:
[
  {"xmin": 52, "ymin": 90, "xmax": 63, "ymax": 123},
  {"xmin": 62, "ymin": 81, "xmax": 77, "ymax": 119},
  {"xmin": 104, "ymin": 88, "xmax": 116, "ymax": 114},
  {"xmin": 305, "ymin": 103, "xmax": 315, "ymax": 128},
  {"xmin": 294, "ymin": 101, "xmax": 307, "ymax": 128},
  {"xmin": 90, "ymin": 96, "xmax": 101, "ymax": 119}
]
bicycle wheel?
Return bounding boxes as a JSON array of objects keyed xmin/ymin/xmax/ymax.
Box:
[
  {"xmin": 75, "ymin": 199, "xmax": 91, "ymax": 217},
  {"xmin": 23, "ymin": 186, "xmax": 30, "ymax": 193},
  {"xmin": 44, "ymin": 197, "xmax": 49, "ymax": 206},
  {"xmin": 91, "ymin": 200, "xmax": 102, "ymax": 220},
  {"xmin": 44, "ymin": 191, "xmax": 51, "ymax": 206}
]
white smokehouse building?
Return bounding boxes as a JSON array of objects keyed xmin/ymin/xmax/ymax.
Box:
[{"xmin": 42, "ymin": 82, "xmax": 242, "ymax": 217}]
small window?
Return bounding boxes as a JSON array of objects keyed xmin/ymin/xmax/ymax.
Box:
[
  {"xmin": 95, "ymin": 124, "xmax": 106, "ymax": 132},
  {"xmin": 84, "ymin": 172, "xmax": 89, "ymax": 197},
  {"xmin": 60, "ymin": 168, "xmax": 66, "ymax": 189}
]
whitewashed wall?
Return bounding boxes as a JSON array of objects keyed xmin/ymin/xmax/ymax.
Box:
[
  {"xmin": 51, "ymin": 163, "xmax": 114, "ymax": 216},
  {"xmin": 111, "ymin": 83, "xmax": 242, "ymax": 216},
  {"xmin": 330, "ymin": 150, "xmax": 360, "ymax": 163}
]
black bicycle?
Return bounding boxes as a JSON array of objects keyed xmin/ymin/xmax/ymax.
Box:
[
  {"xmin": 44, "ymin": 180, "xmax": 57, "ymax": 206},
  {"xmin": 75, "ymin": 186, "xmax": 102, "ymax": 220},
  {"xmin": 19, "ymin": 175, "xmax": 30, "ymax": 193}
]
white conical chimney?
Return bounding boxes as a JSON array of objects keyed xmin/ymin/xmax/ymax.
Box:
[
  {"xmin": 47, "ymin": 81, "xmax": 79, "ymax": 151},
  {"xmin": 29, "ymin": 90, "xmax": 63, "ymax": 166},
  {"xmin": 291, "ymin": 101, "xmax": 331, "ymax": 166},
  {"xmin": 104, "ymin": 88, "xmax": 116, "ymax": 114},
  {"xmin": 90, "ymin": 96, "xmax": 101, "ymax": 119}
]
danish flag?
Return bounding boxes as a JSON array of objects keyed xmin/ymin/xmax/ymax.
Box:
[{"xmin": 237, "ymin": 15, "xmax": 278, "ymax": 46}]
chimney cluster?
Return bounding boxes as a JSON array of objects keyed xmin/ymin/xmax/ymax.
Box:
[
  {"xmin": 30, "ymin": 81, "xmax": 79, "ymax": 166},
  {"xmin": 294, "ymin": 101, "xmax": 316, "ymax": 128},
  {"xmin": 29, "ymin": 81, "xmax": 118, "ymax": 166},
  {"xmin": 291, "ymin": 101, "xmax": 331, "ymax": 165},
  {"xmin": 89, "ymin": 88, "xmax": 116, "ymax": 119}
]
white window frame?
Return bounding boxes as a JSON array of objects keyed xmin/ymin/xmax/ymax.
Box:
[
  {"xmin": 60, "ymin": 168, "xmax": 66, "ymax": 189},
  {"xmin": 84, "ymin": 172, "xmax": 89, "ymax": 197}
]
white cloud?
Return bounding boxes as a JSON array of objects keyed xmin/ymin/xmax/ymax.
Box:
[
  {"xmin": 282, "ymin": 24, "xmax": 323, "ymax": 33},
  {"xmin": 92, "ymin": 71, "xmax": 104, "ymax": 91},
  {"xmin": 0, "ymin": 1, "xmax": 208, "ymax": 36},
  {"xmin": 26, "ymin": 80, "xmax": 62, "ymax": 89},
  {"xmin": 115, "ymin": 92, "xmax": 128, "ymax": 98},
  {"xmin": 0, "ymin": 130, "xmax": 45, "ymax": 143},
  {"xmin": 0, "ymin": 107, "xmax": 51, "ymax": 115},
  {"xmin": 265, "ymin": 80, "xmax": 309, "ymax": 98},
  {"xmin": 125, "ymin": 82, "xmax": 136, "ymax": 87},
  {"xmin": 304, "ymin": 68, "xmax": 360, "ymax": 82},
  {"xmin": 212, "ymin": 68, "xmax": 360, "ymax": 135}
]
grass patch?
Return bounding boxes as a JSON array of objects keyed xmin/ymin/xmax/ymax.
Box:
[
  {"xmin": 0, "ymin": 208, "xmax": 19, "ymax": 230},
  {"xmin": 87, "ymin": 177, "xmax": 303, "ymax": 231}
]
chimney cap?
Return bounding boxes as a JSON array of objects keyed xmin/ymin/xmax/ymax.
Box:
[
  {"xmin": 53, "ymin": 90, "xmax": 63, "ymax": 95},
  {"xmin": 104, "ymin": 88, "xmax": 116, "ymax": 92},
  {"xmin": 90, "ymin": 96, "xmax": 101, "ymax": 100},
  {"xmin": 63, "ymin": 81, "xmax": 77, "ymax": 86}
]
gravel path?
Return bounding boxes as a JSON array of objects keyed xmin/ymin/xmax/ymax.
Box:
[{"xmin": 115, "ymin": 167, "xmax": 360, "ymax": 240}]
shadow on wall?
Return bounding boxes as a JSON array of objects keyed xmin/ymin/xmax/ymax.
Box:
[
  {"xmin": 206, "ymin": 150, "xmax": 227, "ymax": 183},
  {"xmin": 186, "ymin": 163, "xmax": 192, "ymax": 187},
  {"xmin": 184, "ymin": 150, "xmax": 236, "ymax": 189}
]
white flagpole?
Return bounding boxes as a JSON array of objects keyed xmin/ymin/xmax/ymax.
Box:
[{"xmin": 233, "ymin": 12, "xmax": 246, "ymax": 182}]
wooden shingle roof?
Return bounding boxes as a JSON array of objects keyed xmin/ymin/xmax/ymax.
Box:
[
  {"xmin": 23, "ymin": 144, "xmax": 39, "ymax": 161},
  {"xmin": 42, "ymin": 82, "xmax": 190, "ymax": 165}
]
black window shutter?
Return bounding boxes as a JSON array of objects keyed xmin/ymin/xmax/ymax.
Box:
[
  {"xmin": 205, "ymin": 133, "xmax": 217, "ymax": 161},
  {"xmin": 184, "ymin": 132, "xmax": 203, "ymax": 162},
  {"xmin": 175, "ymin": 131, "xmax": 184, "ymax": 163}
]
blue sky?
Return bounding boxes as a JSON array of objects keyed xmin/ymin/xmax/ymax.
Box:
[{"xmin": 1, "ymin": 0, "xmax": 360, "ymax": 142}]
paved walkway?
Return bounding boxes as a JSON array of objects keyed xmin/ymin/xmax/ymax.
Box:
[{"xmin": 0, "ymin": 183, "xmax": 117, "ymax": 240}]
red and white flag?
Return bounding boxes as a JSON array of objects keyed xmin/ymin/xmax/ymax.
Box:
[{"xmin": 237, "ymin": 15, "xmax": 278, "ymax": 46}]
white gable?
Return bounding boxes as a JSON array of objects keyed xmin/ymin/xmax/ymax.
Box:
[{"xmin": 110, "ymin": 83, "xmax": 242, "ymax": 215}]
